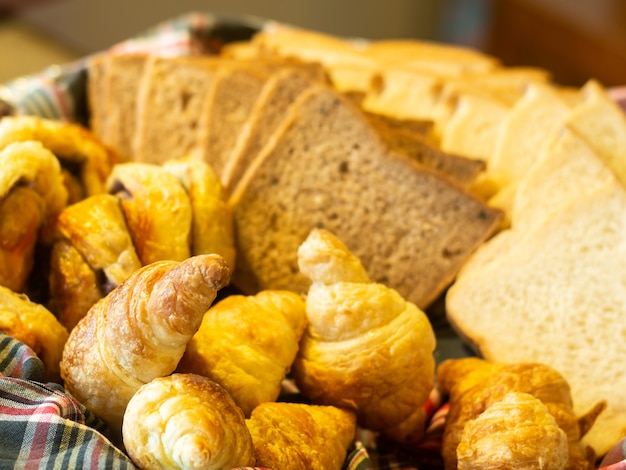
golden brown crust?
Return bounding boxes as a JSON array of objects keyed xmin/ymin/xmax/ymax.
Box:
[
  {"xmin": 246, "ymin": 402, "xmax": 356, "ymax": 470},
  {"xmin": 123, "ymin": 373, "xmax": 255, "ymax": 470},
  {"xmin": 106, "ymin": 162, "xmax": 192, "ymax": 265},
  {"xmin": 0, "ymin": 285, "xmax": 69, "ymax": 383},
  {"xmin": 162, "ymin": 157, "xmax": 236, "ymax": 269},
  {"xmin": 177, "ymin": 289, "xmax": 307, "ymax": 416},
  {"xmin": 60, "ymin": 254, "xmax": 231, "ymax": 436},
  {"xmin": 292, "ymin": 229, "xmax": 436, "ymax": 440},
  {"xmin": 437, "ymin": 358, "xmax": 600, "ymax": 470}
]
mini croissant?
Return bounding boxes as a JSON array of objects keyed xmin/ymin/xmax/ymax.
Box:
[
  {"xmin": 292, "ymin": 228, "xmax": 436, "ymax": 441},
  {"xmin": 123, "ymin": 373, "xmax": 255, "ymax": 470},
  {"xmin": 437, "ymin": 357, "xmax": 604, "ymax": 470},
  {"xmin": 60, "ymin": 254, "xmax": 231, "ymax": 436},
  {"xmin": 177, "ymin": 289, "xmax": 307, "ymax": 416}
]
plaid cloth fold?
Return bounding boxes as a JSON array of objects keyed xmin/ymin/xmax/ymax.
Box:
[{"xmin": 0, "ymin": 333, "xmax": 136, "ymax": 469}]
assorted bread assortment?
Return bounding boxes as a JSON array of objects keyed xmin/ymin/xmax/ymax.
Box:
[{"xmin": 1, "ymin": 17, "xmax": 626, "ymax": 470}]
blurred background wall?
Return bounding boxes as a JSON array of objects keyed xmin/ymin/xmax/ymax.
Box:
[{"xmin": 2, "ymin": 0, "xmax": 626, "ymax": 86}]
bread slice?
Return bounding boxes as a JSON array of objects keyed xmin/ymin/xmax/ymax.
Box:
[
  {"xmin": 221, "ymin": 67, "xmax": 317, "ymax": 195},
  {"xmin": 566, "ymin": 79, "xmax": 626, "ymax": 187},
  {"xmin": 86, "ymin": 53, "xmax": 111, "ymax": 141},
  {"xmin": 132, "ymin": 56, "xmax": 222, "ymax": 164},
  {"xmin": 368, "ymin": 113, "xmax": 485, "ymax": 189},
  {"xmin": 230, "ymin": 84, "xmax": 502, "ymax": 309},
  {"xmin": 446, "ymin": 181, "xmax": 626, "ymax": 456},
  {"xmin": 197, "ymin": 62, "xmax": 275, "ymax": 181},
  {"xmin": 99, "ymin": 53, "xmax": 149, "ymax": 161}
]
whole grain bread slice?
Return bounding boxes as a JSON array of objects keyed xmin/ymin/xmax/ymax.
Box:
[
  {"xmin": 367, "ymin": 113, "xmax": 485, "ymax": 189},
  {"xmin": 221, "ymin": 67, "xmax": 319, "ymax": 195},
  {"xmin": 132, "ymin": 56, "xmax": 222, "ymax": 164},
  {"xmin": 99, "ymin": 53, "xmax": 149, "ymax": 161},
  {"xmin": 230, "ymin": 84, "xmax": 502, "ymax": 309},
  {"xmin": 196, "ymin": 62, "xmax": 276, "ymax": 181}
]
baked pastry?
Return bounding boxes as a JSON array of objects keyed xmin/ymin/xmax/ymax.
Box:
[
  {"xmin": 162, "ymin": 156, "xmax": 236, "ymax": 269},
  {"xmin": 48, "ymin": 193, "xmax": 141, "ymax": 329},
  {"xmin": 0, "ymin": 140, "xmax": 68, "ymax": 291},
  {"xmin": 246, "ymin": 401, "xmax": 356, "ymax": 470},
  {"xmin": 0, "ymin": 285, "xmax": 69, "ymax": 383},
  {"xmin": 48, "ymin": 239, "xmax": 103, "ymax": 330},
  {"xmin": 122, "ymin": 373, "xmax": 255, "ymax": 470},
  {"xmin": 292, "ymin": 228, "xmax": 436, "ymax": 442},
  {"xmin": 230, "ymin": 83, "xmax": 502, "ymax": 309},
  {"xmin": 0, "ymin": 115, "xmax": 117, "ymax": 200},
  {"xmin": 437, "ymin": 357, "xmax": 603, "ymax": 470},
  {"xmin": 106, "ymin": 162, "xmax": 192, "ymax": 265},
  {"xmin": 60, "ymin": 254, "xmax": 231, "ymax": 436},
  {"xmin": 456, "ymin": 392, "xmax": 570, "ymax": 470},
  {"xmin": 177, "ymin": 289, "xmax": 307, "ymax": 416}
]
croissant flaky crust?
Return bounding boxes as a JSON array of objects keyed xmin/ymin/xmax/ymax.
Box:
[
  {"xmin": 246, "ymin": 401, "xmax": 356, "ymax": 470},
  {"xmin": 123, "ymin": 373, "xmax": 255, "ymax": 470},
  {"xmin": 292, "ymin": 228, "xmax": 436, "ymax": 441},
  {"xmin": 438, "ymin": 357, "xmax": 604, "ymax": 470},
  {"xmin": 177, "ymin": 289, "xmax": 307, "ymax": 417},
  {"xmin": 60, "ymin": 254, "xmax": 231, "ymax": 436}
]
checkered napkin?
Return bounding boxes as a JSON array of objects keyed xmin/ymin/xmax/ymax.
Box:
[{"xmin": 0, "ymin": 333, "xmax": 136, "ymax": 469}]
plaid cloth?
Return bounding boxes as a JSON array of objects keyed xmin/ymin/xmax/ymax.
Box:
[
  {"xmin": 1, "ymin": 11, "xmax": 624, "ymax": 469},
  {"xmin": 0, "ymin": 333, "xmax": 136, "ymax": 469}
]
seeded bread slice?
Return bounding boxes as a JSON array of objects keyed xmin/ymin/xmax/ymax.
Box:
[{"xmin": 230, "ymin": 84, "xmax": 502, "ymax": 309}]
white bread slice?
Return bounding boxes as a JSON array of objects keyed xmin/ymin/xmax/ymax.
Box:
[
  {"xmin": 457, "ymin": 128, "xmax": 616, "ymax": 281},
  {"xmin": 566, "ymin": 79, "xmax": 626, "ymax": 186},
  {"xmin": 446, "ymin": 181, "xmax": 626, "ymax": 456},
  {"xmin": 487, "ymin": 82, "xmax": 575, "ymax": 192},
  {"xmin": 230, "ymin": 84, "xmax": 502, "ymax": 310}
]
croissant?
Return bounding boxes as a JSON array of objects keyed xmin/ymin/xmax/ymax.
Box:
[
  {"xmin": 292, "ymin": 228, "xmax": 436, "ymax": 441},
  {"xmin": 162, "ymin": 156, "xmax": 236, "ymax": 269},
  {"xmin": 122, "ymin": 373, "xmax": 255, "ymax": 470},
  {"xmin": 48, "ymin": 194, "xmax": 142, "ymax": 329},
  {"xmin": 246, "ymin": 401, "xmax": 356, "ymax": 470},
  {"xmin": 60, "ymin": 254, "xmax": 231, "ymax": 436},
  {"xmin": 437, "ymin": 357, "xmax": 604, "ymax": 470},
  {"xmin": 0, "ymin": 115, "xmax": 117, "ymax": 200},
  {"xmin": 177, "ymin": 289, "xmax": 307, "ymax": 416},
  {"xmin": 0, "ymin": 285, "xmax": 69, "ymax": 383},
  {"xmin": 106, "ymin": 162, "xmax": 192, "ymax": 265}
]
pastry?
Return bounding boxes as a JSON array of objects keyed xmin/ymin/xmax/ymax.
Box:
[
  {"xmin": 177, "ymin": 289, "xmax": 307, "ymax": 416},
  {"xmin": 246, "ymin": 401, "xmax": 356, "ymax": 470},
  {"xmin": 162, "ymin": 157, "xmax": 236, "ymax": 269},
  {"xmin": 123, "ymin": 373, "xmax": 255, "ymax": 470},
  {"xmin": 292, "ymin": 228, "xmax": 436, "ymax": 442},
  {"xmin": 60, "ymin": 254, "xmax": 231, "ymax": 435},
  {"xmin": 437, "ymin": 357, "xmax": 603, "ymax": 470},
  {"xmin": 106, "ymin": 162, "xmax": 192, "ymax": 265},
  {"xmin": 0, "ymin": 285, "xmax": 69, "ymax": 383}
]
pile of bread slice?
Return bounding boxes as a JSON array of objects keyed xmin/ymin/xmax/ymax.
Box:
[{"xmin": 87, "ymin": 23, "xmax": 626, "ymax": 461}]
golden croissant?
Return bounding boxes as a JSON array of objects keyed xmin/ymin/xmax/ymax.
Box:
[
  {"xmin": 177, "ymin": 289, "xmax": 307, "ymax": 416},
  {"xmin": 0, "ymin": 141, "xmax": 68, "ymax": 291},
  {"xmin": 0, "ymin": 115, "xmax": 117, "ymax": 200},
  {"xmin": 0, "ymin": 285, "xmax": 69, "ymax": 383},
  {"xmin": 60, "ymin": 254, "xmax": 231, "ymax": 436},
  {"xmin": 292, "ymin": 228, "xmax": 436, "ymax": 441},
  {"xmin": 123, "ymin": 373, "xmax": 255, "ymax": 470},
  {"xmin": 437, "ymin": 357, "xmax": 604, "ymax": 470},
  {"xmin": 246, "ymin": 401, "xmax": 356, "ymax": 470}
]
